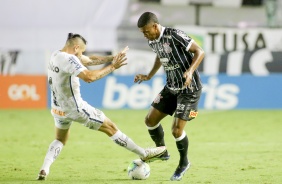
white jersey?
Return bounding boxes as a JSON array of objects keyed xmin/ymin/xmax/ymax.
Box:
[
  {"xmin": 48, "ymin": 50, "xmax": 87, "ymax": 115},
  {"xmin": 48, "ymin": 50, "xmax": 106, "ymax": 130}
]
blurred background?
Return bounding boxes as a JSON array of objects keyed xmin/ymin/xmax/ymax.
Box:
[{"xmin": 0, "ymin": 0, "xmax": 281, "ymax": 110}]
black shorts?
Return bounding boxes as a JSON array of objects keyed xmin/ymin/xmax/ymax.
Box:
[{"xmin": 152, "ymin": 86, "xmax": 202, "ymax": 121}]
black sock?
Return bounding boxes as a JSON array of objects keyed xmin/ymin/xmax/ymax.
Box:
[
  {"xmin": 176, "ymin": 135, "xmax": 189, "ymax": 167},
  {"xmin": 148, "ymin": 124, "xmax": 165, "ymax": 147}
]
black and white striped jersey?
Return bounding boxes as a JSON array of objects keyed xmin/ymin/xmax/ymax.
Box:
[{"xmin": 148, "ymin": 26, "xmax": 202, "ymax": 93}]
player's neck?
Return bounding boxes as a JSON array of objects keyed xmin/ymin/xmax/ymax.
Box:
[
  {"xmin": 61, "ymin": 46, "xmax": 72, "ymax": 54},
  {"xmin": 156, "ymin": 24, "xmax": 162, "ymax": 40}
]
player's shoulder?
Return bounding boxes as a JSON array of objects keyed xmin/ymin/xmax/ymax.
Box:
[
  {"xmin": 160, "ymin": 27, "xmax": 174, "ymax": 40},
  {"xmin": 52, "ymin": 50, "xmax": 67, "ymax": 60},
  {"xmin": 164, "ymin": 27, "xmax": 181, "ymax": 34},
  {"xmin": 169, "ymin": 28, "xmax": 190, "ymax": 40},
  {"xmin": 53, "ymin": 51, "xmax": 78, "ymax": 62}
]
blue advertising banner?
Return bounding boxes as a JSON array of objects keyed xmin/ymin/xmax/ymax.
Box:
[{"xmin": 48, "ymin": 74, "xmax": 282, "ymax": 109}]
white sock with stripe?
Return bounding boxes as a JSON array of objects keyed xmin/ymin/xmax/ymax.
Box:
[
  {"xmin": 40, "ymin": 140, "xmax": 63, "ymax": 175},
  {"xmin": 110, "ymin": 130, "xmax": 145, "ymax": 157}
]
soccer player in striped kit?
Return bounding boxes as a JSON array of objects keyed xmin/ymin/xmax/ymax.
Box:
[{"xmin": 134, "ymin": 12, "xmax": 205, "ymax": 181}]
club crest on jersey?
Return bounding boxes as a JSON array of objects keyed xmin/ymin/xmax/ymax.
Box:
[
  {"xmin": 163, "ymin": 43, "xmax": 172, "ymax": 53},
  {"xmin": 154, "ymin": 94, "xmax": 163, "ymax": 104},
  {"xmin": 189, "ymin": 110, "xmax": 198, "ymax": 118}
]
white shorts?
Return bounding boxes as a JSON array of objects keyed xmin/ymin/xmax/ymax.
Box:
[{"xmin": 52, "ymin": 102, "xmax": 105, "ymax": 130}]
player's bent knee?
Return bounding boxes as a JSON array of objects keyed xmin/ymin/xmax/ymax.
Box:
[
  {"xmin": 145, "ymin": 115, "xmax": 156, "ymax": 127},
  {"xmin": 171, "ymin": 129, "xmax": 182, "ymax": 138},
  {"xmin": 98, "ymin": 117, "xmax": 118, "ymax": 136}
]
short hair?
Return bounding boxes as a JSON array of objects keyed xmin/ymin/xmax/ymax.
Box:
[
  {"xmin": 137, "ymin": 12, "xmax": 159, "ymax": 28},
  {"xmin": 66, "ymin": 33, "xmax": 87, "ymax": 45}
]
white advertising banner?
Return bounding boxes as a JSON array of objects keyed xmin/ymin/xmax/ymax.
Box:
[{"xmin": 175, "ymin": 26, "xmax": 282, "ymax": 75}]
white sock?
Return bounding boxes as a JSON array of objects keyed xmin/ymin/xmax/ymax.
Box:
[
  {"xmin": 40, "ymin": 140, "xmax": 63, "ymax": 175},
  {"xmin": 110, "ymin": 130, "xmax": 145, "ymax": 157},
  {"xmin": 175, "ymin": 131, "xmax": 186, "ymax": 141}
]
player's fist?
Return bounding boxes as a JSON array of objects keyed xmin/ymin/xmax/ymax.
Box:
[{"xmin": 134, "ymin": 74, "xmax": 150, "ymax": 84}]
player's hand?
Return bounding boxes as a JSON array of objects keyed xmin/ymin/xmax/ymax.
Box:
[
  {"xmin": 121, "ymin": 46, "xmax": 129, "ymax": 54},
  {"xmin": 183, "ymin": 70, "xmax": 193, "ymax": 89},
  {"xmin": 112, "ymin": 52, "xmax": 127, "ymax": 69},
  {"xmin": 113, "ymin": 46, "xmax": 129, "ymax": 61},
  {"xmin": 134, "ymin": 74, "xmax": 150, "ymax": 84}
]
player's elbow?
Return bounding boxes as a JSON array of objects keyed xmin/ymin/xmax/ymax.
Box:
[
  {"xmin": 83, "ymin": 77, "xmax": 94, "ymax": 83},
  {"xmin": 78, "ymin": 70, "xmax": 97, "ymax": 83},
  {"xmin": 199, "ymin": 48, "xmax": 205, "ymax": 57},
  {"xmin": 83, "ymin": 74, "xmax": 98, "ymax": 83},
  {"xmin": 197, "ymin": 48, "xmax": 205, "ymax": 61}
]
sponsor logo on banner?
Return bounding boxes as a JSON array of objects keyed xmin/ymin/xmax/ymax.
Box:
[
  {"xmin": 8, "ymin": 84, "xmax": 40, "ymax": 101},
  {"xmin": 100, "ymin": 76, "xmax": 240, "ymax": 110},
  {"xmin": 0, "ymin": 75, "xmax": 47, "ymax": 109},
  {"xmin": 202, "ymin": 76, "xmax": 239, "ymax": 109},
  {"xmin": 176, "ymin": 26, "xmax": 282, "ymax": 75},
  {"xmin": 102, "ymin": 76, "xmax": 164, "ymax": 109},
  {"xmin": 78, "ymin": 75, "xmax": 282, "ymax": 109}
]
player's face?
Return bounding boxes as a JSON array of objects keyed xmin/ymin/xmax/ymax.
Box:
[{"xmin": 139, "ymin": 23, "xmax": 159, "ymax": 41}]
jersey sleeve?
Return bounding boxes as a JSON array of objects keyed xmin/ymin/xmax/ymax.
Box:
[
  {"xmin": 62, "ymin": 55, "xmax": 87, "ymax": 76},
  {"xmin": 171, "ymin": 29, "xmax": 194, "ymax": 52}
]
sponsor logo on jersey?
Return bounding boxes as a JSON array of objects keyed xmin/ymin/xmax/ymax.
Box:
[
  {"xmin": 164, "ymin": 64, "xmax": 180, "ymax": 71},
  {"xmin": 163, "ymin": 35, "xmax": 172, "ymax": 39},
  {"xmin": 52, "ymin": 108, "xmax": 66, "ymax": 116},
  {"xmin": 160, "ymin": 58, "xmax": 169, "ymax": 67},
  {"xmin": 176, "ymin": 30, "xmax": 189, "ymax": 39},
  {"xmin": 189, "ymin": 110, "xmax": 198, "ymax": 118},
  {"xmin": 69, "ymin": 57, "xmax": 82, "ymax": 70}
]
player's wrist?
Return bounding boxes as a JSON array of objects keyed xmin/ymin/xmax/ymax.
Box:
[
  {"xmin": 110, "ymin": 64, "xmax": 117, "ymax": 71},
  {"xmin": 146, "ymin": 75, "xmax": 152, "ymax": 80},
  {"xmin": 108, "ymin": 55, "xmax": 114, "ymax": 62}
]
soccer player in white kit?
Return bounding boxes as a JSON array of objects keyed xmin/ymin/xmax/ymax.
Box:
[{"xmin": 37, "ymin": 33, "xmax": 166, "ymax": 180}]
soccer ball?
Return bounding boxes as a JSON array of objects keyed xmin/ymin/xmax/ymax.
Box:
[{"xmin": 127, "ymin": 159, "xmax": 150, "ymax": 180}]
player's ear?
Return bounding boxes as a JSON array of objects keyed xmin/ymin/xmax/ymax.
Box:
[
  {"xmin": 74, "ymin": 45, "xmax": 79, "ymax": 52},
  {"xmin": 153, "ymin": 23, "xmax": 157, "ymax": 29}
]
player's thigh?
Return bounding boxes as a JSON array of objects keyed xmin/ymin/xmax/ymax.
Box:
[
  {"xmin": 73, "ymin": 103, "xmax": 106, "ymax": 130},
  {"xmin": 152, "ymin": 87, "xmax": 178, "ymax": 116},
  {"xmin": 146, "ymin": 107, "xmax": 168, "ymax": 127},
  {"xmin": 174, "ymin": 89, "xmax": 202, "ymax": 121},
  {"xmin": 54, "ymin": 117, "xmax": 72, "ymax": 130}
]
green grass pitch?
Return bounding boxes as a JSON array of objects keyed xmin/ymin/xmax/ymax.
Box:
[{"xmin": 0, "ymin": 109, "xmax": 281, "ymax": 184}]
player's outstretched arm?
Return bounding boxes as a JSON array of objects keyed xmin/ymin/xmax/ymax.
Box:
[
  {"xmin": 79, "ymin": 46, "xmax": 129, "ymax": 66},
  {"xmin": 79, "ymin": 54, "xmax": 113, "ymax": 66},
  {"xmin": 78, "ymin": 52, "xmax": 127, "ymax": 83},
  {"xmin": 134, "ymin": 56, "xmax": 162, "ymax": 84}
]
